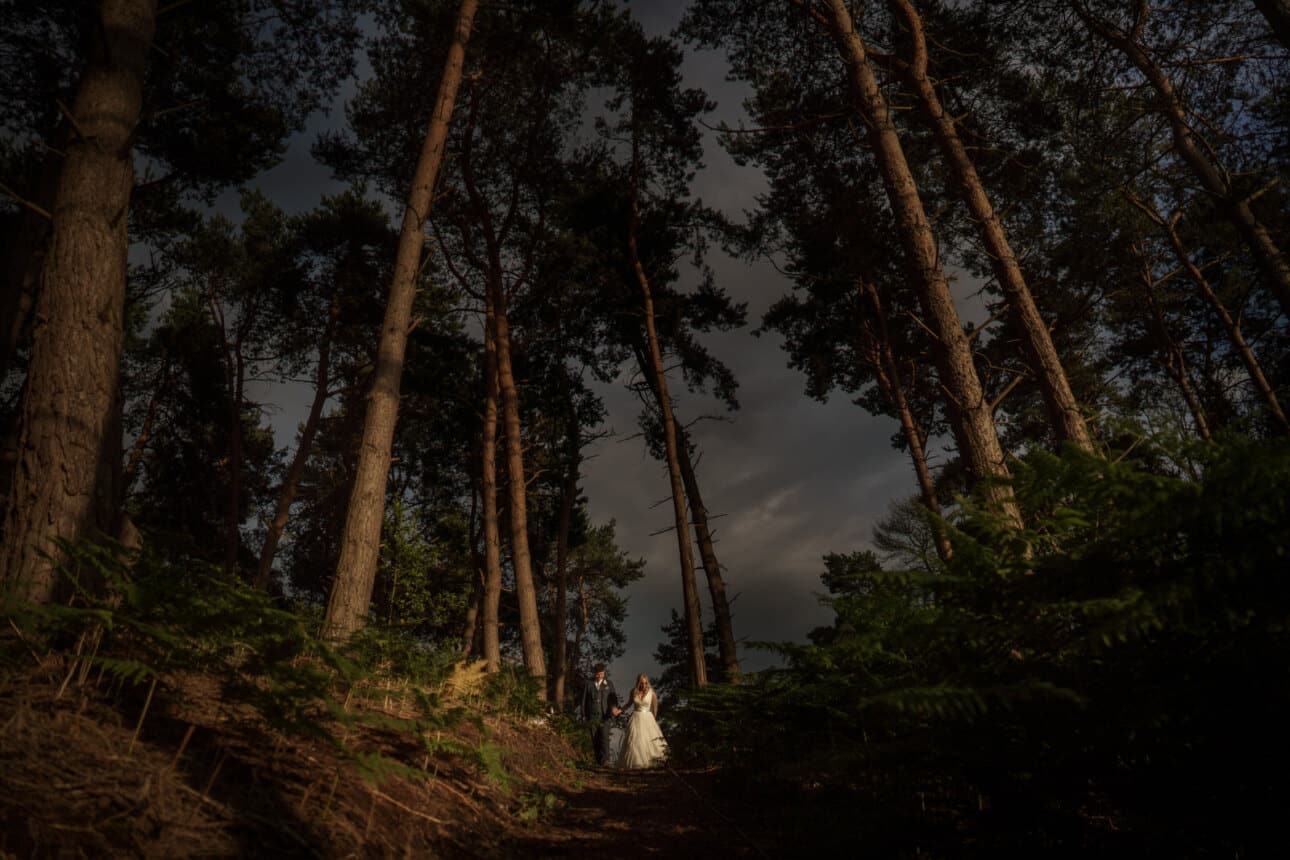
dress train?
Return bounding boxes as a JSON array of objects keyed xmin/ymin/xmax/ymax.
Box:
[{"xmin": 619, "ymin": 689, "xmax": 667, "ymax": 769}]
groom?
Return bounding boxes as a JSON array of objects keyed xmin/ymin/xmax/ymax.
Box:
[{"xmin": 579, "ymin": 663, "xmax": 621, "ymax": 765}]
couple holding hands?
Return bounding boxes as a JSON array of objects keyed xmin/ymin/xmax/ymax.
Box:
[{"xmin": 579, "ymin": 664, "xmax": 668, "ymax": 768}]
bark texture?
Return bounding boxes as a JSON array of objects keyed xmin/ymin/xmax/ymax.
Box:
[
  {"xmin": 479, "ymin": 309, "xmax": 503, "ymax": 672},
  {"xmin": 322, "ymin": 0, "xmax": 479, "ymax": 643},
  {"xmin": 820, "ymin": 0, "xmax": 1020, "ymax": 523},
  {"xmin": 888, "ymin": 0, "xmax": 1093, "ymax": 452},
  {"xmin": 489, "ymin": 274, "xmax": 548, "ymax": 693},
  {"xmin": 0, "ymin": 0, "xmax": 156, "ymax": 602}
]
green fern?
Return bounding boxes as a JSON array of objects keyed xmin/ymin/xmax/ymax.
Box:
[
  {"xmin": 476, "ymin": 741, "xmax": 511, "ymax": 792},
  {"xmin": 665, "ymin": 435, "xmax": 1290, "ymax": 850}
]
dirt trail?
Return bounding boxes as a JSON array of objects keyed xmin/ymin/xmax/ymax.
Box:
[{"xmin": 507, "ymin": 765, "xmax": 773, "ymax": 859}]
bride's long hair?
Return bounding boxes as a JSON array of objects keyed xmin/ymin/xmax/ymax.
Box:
[{"xmin": 633, "ymin": 673, "xmax": 651, "ymax": 699}]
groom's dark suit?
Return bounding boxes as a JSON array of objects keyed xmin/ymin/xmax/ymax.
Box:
[{"xmin": 580, "ymin": 674, "xmax": 619, "ymax": 764}]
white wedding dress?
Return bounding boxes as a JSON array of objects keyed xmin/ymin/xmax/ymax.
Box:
[{"xmin": 619, "ymin": 689, "xmax": 668, "ymax": 769}]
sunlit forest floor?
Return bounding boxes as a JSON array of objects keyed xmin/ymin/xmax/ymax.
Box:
[
  {"xmin": 0, "ymin": 660, "xmax": 851, "ymax": 858},
  {"xmin": 0, "ymin": 659, "xmax": 952, "ymax": 858},
  {"xmin": 0, "ymin": 661, "xmax": 592, "ymax": 858}
]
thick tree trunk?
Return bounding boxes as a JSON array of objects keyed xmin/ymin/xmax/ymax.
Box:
[
  {"xmin": 0, "ymin": 0, "xmax": 156, "ymax": 602},
  {"xmin": 629, "ymin": 181, "xmax": 708, "ymax": 689},
  {"xmin": 480, "ymin": 303, "xmax": 503, "ymax": 672},
  {"xmin": 888, "ymin": 0, "xmax": 1093, "ymax": 452},
  {"xmin": 255, "ymin": 294, "xmax": 341, "ymax": 588},
  {"xmin": 490, "ymin": 273, "xmax": 548, "ymax": 694},
  {"xmin": 322, "ymin": 0, "xmax": 479, "ymax": 643},
  {"xmin": 1073, "ymin": 1, "xmax": 1290, "ymax": 319},
  {"xmin": 820, "ymin": 0, "xmax": 1020, "ymax": 524},
  {"xmin": 860, "ymin": 279, "xmax": 954, "ymax": 565},
  {"xmin": 1253, "ymin": 0, "xmax": 1290, "ymax": 49},
  {"xmin": 675, "ymin": 423, "xmax": 740, "ymax": 680}
]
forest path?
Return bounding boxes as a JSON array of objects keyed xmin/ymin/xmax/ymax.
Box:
[{"xmin": 505, "ymin": 764, "xmax": 775, "ymax": 858}]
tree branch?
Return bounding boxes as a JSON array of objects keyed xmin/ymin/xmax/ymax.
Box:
[{"xmin": 0, "ymin": 180, "xmax": 51, "ymax": 221}]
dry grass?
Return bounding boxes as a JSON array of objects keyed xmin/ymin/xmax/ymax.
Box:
[
  {"xmin": 0, "ymin": 659, "xmax": 583, "ymax": 859},
  {"xmin": 0, "ymin": 660, "xmax": 868, "ymax": 859}
]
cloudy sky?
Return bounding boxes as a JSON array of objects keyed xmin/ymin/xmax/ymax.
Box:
[
  {"xmin": 243, "ymin": 0, "xmax": 933, "ymax": 686},
  {"xmin": 582, "ymin": 1, "xmax": 920, "ymax": 682}
]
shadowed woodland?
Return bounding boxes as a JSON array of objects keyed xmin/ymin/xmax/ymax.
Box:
[{"xmin": 2, "ymin": 0, "xmax": 1289, "ymax": 856}]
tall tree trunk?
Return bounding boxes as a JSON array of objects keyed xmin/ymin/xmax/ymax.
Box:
[
  {"xmin": 1073, "ymin": 1, "xmax": 1290, "ymax": 318},
  {"xmin": 887, "ymin": 0, "xmax": 1093, "ymax": 452},
  {"xmin": 860, "ymin": 279, "xmax": 954, "ymax": 565},
  {"xmin": 255, "ymin": 293, "xmax": 342, "ymax": 588},
  {"xmin": 461, "ymin": 479, "xmax": 484, "ymax": 655},
  {"xmin": 0, "ymin": 0, "xmax": 156, "ymax": 602},
  {"xmin": 552, "ymin": 324, "xmax": 580, "ymax": 704},
  {"xmin": 1148, "ymin": 208, "xmax": 1290, "ymax": 435},
  {"xmin": 215, "ymin": 302, "xmax": 246, "ymax": 578},
  {"xmin": 1136, "ymin": 255, "xmax": 1212, "ymax": 440},
  {"xmin": 572, "ymin": 572, "xmax": 589, "ymax": 683},
  {"xmin": 629, "ymin": 163, "xmax": 708, "ymax": 689},
  {"xmin": 675, "ymin": 422, "xmax": 740, "ymax": 680},
  {"xmin": 322, "ymin": 0, "xmax": 479, "ymax": 643},
  {"xmin": 452, "ymin": 81, "xmax": 546, "ymax": 691},
  {"xmin": 227, "ymin": 360, "xmax": 244, "ymax": 576},
  {"xmin": 1163, "ymin": 340, "xmax": 1212, "ymax": 441},
  {"xmin": 462, "ymin": 572, "xmax": 484, "ymax": 655},
  {"xmin": 553, "ymin": 461, "xmax": 576, "ymax": 707},
  {"xmin": 1253, "ymin": 0, "xmax": 1290, "ymax": 49},
  {"xmin": 121, "ymin": 353, "xmax": 171, "ymax": 500},
  {"xmin": 480, "ymin": 303, "xmax": 503, "ymax": 672},
  {"xmin": 819, "ymin": 0, "xmax": 1020, "ymax": 524},
  {"xmin": 489, "ymin": 271, "xmax": 547, "ymax": 694}
]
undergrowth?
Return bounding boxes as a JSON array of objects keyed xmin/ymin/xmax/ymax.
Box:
[
  {"xmin": 665, "ymin": 435, "xmax": 1290, "ymax": 855},
  {"xmin": 0, "ymin": 543, "xmax": 516, "ymax": 788}
]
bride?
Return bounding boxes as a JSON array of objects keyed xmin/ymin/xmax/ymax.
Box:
[{"xmin": 619, "ymin": 673, "xmax": 668, "ymax": 769}]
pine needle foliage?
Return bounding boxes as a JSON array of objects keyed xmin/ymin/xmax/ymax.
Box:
[{"xmin": 667, "ymin": 435, "xmax": 1290, "ymax": 852}]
